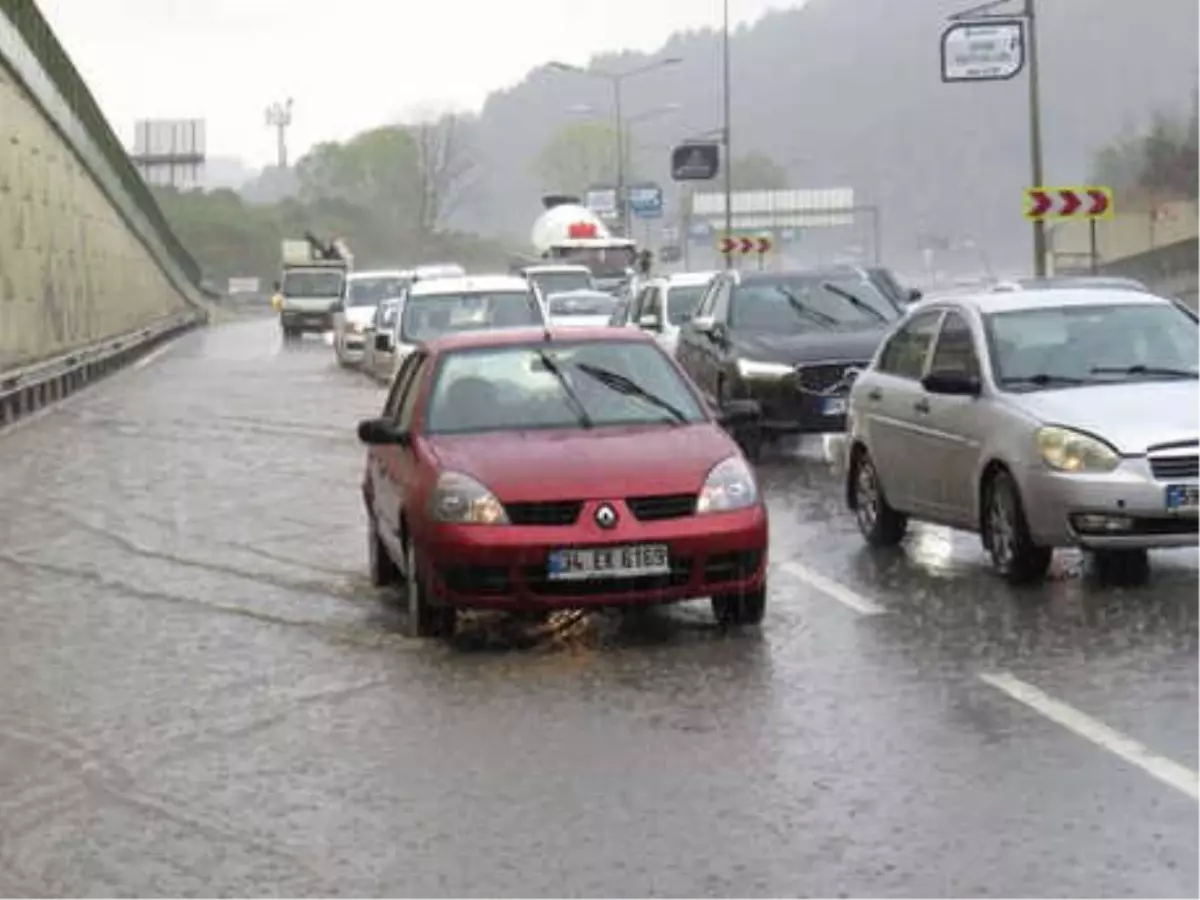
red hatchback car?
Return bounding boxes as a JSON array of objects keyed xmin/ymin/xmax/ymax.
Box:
[{"xmin": 357, "ymin": 327, "xmax": 769, "ymax": 639}]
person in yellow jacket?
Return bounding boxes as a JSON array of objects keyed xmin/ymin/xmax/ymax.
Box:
[{"xmin": 271, "ymin": 291, "xmax": 284, "ymax": 311}]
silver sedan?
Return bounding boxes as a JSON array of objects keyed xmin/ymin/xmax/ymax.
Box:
[{"xmin": 844, "ymin": 288, "xmax": 1198, "ymax": 584}]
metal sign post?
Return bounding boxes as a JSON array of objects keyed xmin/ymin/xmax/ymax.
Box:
[{"xmin": 942, "ymin": 0, "xmax": 1046, "ymax": 276}]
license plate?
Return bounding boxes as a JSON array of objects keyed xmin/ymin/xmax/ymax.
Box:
[
  {"xmin": 1165, "ymin": 483, "xmax": 1199, "ymax": 513},
  {"xmin": 822, "ymin": 397, "xmax": 848, "ymax": 416},
  {"xmin": 547, "ymin": 544, "xmax": 670, "ymax": 581}
]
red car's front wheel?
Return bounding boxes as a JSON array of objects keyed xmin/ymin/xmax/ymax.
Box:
[
  {"xmin": 712, "ymin": 585, "xmax": 767, "ymax": 627},
  {"xmin": 404, "ymin": 542, "xmax": 457, "ymax": 640}
]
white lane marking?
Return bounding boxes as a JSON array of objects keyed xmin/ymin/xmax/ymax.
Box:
[
  {"xmin": 778, "ymin": 560, "xmax": 886, "ymax": 616},
  {"xmin": 979, "ymin": 670, "xmax": 1199, "ymax": 801},
  {"xmin": 132, "ymin": 342, "xmax": 174, "ymax": 370}
]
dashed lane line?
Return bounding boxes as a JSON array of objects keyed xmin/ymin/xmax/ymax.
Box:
[
  {"xmin": 979, "ymin": 670, "xmax": 1199, "ymax": 802},
  {"xmin": 778, "ymin": 559, "xmax": 887, "ymax": 615}
]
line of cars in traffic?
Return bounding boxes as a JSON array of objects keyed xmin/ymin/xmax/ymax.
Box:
[{"xmin": 329, "ymin": 260, "xmax": 1197, "ymax": 639}]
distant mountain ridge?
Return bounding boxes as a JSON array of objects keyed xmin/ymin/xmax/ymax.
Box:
[{"xmin": 457, "ymin": 0, "xmax": 1198, "ymax": 273}]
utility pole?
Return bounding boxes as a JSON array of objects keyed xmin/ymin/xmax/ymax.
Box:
[
  {"xmin": 722, "ymin": 0, "xmax": 734, "ymax": 270},
  {"xmin": 1024, "ymin": 0, "xmax": 1047, "ymax": 275},
  {"xmin": 265, "ymin": 98, "xmax": 294, "ymax": 169}
]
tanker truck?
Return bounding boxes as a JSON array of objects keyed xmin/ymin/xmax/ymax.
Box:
[{"xmin": 517, "ymin": 196, "xmax": 639, "ymax": 295}]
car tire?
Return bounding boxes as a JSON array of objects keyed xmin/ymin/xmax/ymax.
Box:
[
  {"xmin": 1091, "ymin": 548, "xmax": 1151, "ymax": 586},
  {"xmin": 711, "ymin": 584, "xmax": 767, "ymax": 627},
  {"xmin": 982, "ymin": 469, "xmax": 1052, "ymax": 585},
  {"xmin": 404, "ymin": 541, "xmax": 457, "ymax": 639},
  {"xmin": 850, "ymin": 448, "xmax": 907, "ymax": 547},
  {"xmin": 368, "ymin": 518, "xmax": 400, "ymax": 587}
]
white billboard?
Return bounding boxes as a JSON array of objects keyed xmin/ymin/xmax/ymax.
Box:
[
  {"xmin": 691, "ymin": 188, "xmax": 856, "ymax": 228},
  {"xmin": 131, "ymin": 119, "xmax": 207, "ymax": 190}
]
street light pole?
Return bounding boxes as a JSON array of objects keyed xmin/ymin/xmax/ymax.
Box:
[
  {"xmin": 1025, "ymin": 0, "xmax": 1047, "ymax": 276},
  {"xmin": 722, "ymin": 0, "xmax": 734, "ymax": 269},
  {"xmin": 612, "ymin": 78, "xmax": 627, "ymax": 236}
]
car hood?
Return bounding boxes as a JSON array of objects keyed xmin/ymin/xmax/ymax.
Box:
[
  {"xmin": 734, "ymin": 326, "xmax": 889, "ymax": 364},
  {"xmin": 1007, "ymin": 379, "xmax": 1199, "ymax": 454},
  {"xmin": 345, "ymin": 306, "xmax": 377, "ymax": 327},
  {"xmin": 424, "ymin": 423, "xmax": 738, "ymax": 502}
]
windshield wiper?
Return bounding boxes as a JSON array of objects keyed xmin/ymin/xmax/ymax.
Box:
[
  {"xmin": 820, "ymin": 282, "xmax": 890, "ymax": 323},
  {"xmin": 1090, "ymin": 364, "xmax": 1198, "ymax": 379},
  {"xmin": 999, "ymin": 373, "xmax": 1091, "ymax": 387},
  {"xmin": 571, "ymin": 362, "xmax": 690, "ymax": 425},
  {"xmin": 535, "ymin": 350, "xmax": 594, "ymax": 429},
  {"xmin": 776, "ymin": 287, "xmax": 838, "ymax": 328}
]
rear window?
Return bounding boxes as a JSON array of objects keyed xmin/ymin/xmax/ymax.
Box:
[{"xmin": 400, "ymin": 291, "xmax": 544, "ymax": 344}]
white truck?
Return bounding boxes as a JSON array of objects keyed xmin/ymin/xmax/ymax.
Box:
[
  {"xmin": 520, "ymin": 196, "xmax": 639, "ymax": 294},
  {"xmin": 276, "ymin": 234, "xmax": 353, "ymax": 339}
]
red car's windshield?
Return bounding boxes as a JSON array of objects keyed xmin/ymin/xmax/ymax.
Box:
[{"xmin": 424, "ymin": 341, "xmax": 707, "ymax": 435}]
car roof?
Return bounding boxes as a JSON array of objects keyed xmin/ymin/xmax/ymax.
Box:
[
  {"xmin": 423, "ymin": 325, "xmax": 655, "ymax": 354},
  {"xmin": 409, "ymin": 274, "xmax": 531, "ymax": 297},
  {"xmin": 348, "ymin": 268, "xmax": 411, "ymax": 280},
  {"xmin": 932, "ymin": 287, "xmax": 1176, "ymax": 315},
  {"xmin": 664, "ymin": 271, "xmax": 717, "ymax": 287},
  {"xmin": 522, "ymin": 264, "xmax": 591, "ymax": 274}
]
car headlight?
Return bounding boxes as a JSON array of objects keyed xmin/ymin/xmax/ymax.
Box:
[
  {"xmin": 736, "ymin": 358, "xmax": 794, "ymax": 380},
  {"xmin": 696, "ymin": 455, "xmax": 759, "ymax": 513},
  {"xmin": 1036, "ymin": 426, "xmax": 1120, "ymax": 473},
  {"xmin": 428, "ymin": 471, "xmax": 509, "ymax": 524}
]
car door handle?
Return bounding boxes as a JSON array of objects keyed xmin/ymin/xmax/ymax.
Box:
[
  {"xmin": 914, "ymin": 398, "xmax": 931, "ymax": 414},
  {"xmin": 866, "ymin": 388, "xmax": 883, "ymax": 401}
]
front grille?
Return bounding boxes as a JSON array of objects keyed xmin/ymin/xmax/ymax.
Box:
[
  {"xmin": 504, "ymin": 500, "xmax": 583, "ymax": 526},
  {"xmin": 627, "ymin": 493, "xmax": 696, "ymax": 521},
  {"xmin": 1149, "ymin": 455, "xmax": 1199, "ymax": 480},
  {"xmin": 793, "ymin": 361, "xmax": 867, "ymax": 395}
]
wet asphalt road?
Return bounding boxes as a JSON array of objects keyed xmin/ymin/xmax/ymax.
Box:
[{"xmin": 0, "ymin": 316, "xmax": 1196, "ymax": 898}]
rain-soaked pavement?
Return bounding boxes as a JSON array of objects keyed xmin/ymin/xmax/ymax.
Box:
[{"xmin": 0, "ymin": 316, "xmax": 1196, "ymax": 897}]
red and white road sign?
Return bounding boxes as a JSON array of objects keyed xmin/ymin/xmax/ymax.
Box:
[{"xmin": 1025, "ymin": 186, "xmax": 1113, "ymax": 220}]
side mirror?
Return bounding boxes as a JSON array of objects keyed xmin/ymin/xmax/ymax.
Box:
[
  {"xmin": 637, "ymin": 313, "xmax": 662, "ymax": 332},
  {"xmin": 717, "ymin": 398, "xmax": 762, "ymax": 428},
  {"xmin": 374, "ymin": 333, "xmax": 393, "ymax": 353},
  {"xmin": 357, "ymin": 417, "xmax": 410, "ymax": 446},
  {"xmin": 922, "ymin": 369, "xmax": 981, "ymax": 396},
  {"xmin": 691, "ymin": 315, "xmax": 715, "ymax": 333},
  {"xmin": 906, "ymin": 288, "xmax": 923, "ymax": 303}
]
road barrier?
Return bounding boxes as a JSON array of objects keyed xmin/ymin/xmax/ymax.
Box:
[{"xmin": 0, "ymin": 311, "xmax": 203, "ymax": 431}]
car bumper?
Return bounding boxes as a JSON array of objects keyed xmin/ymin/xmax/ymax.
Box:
[
  {"xmin": 282, "ymin": 310, "xmax": 333, "ymax": 331},
  {"xmin": 734, "ymin": 366, "xmax": 863, "ymax": 436},
  {"xmin": 1020, "ymin": 462, "xmax": 1198, "ymax": 550},
  {"xmin": 418, "ymin": 504, "xmax": 769, "ymax": 611}
]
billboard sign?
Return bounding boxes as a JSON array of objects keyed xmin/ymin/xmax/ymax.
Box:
[
  {"xmin": 940, "ymin": 20, "xmax": 1025, "ymax": 83},
  {"xmin": 628, "ymin": 183, "xmax": 664, "ymax": 219},
  {"xmin": 131, "ymin": 118, "xmax": 207, "ymax": 189}
]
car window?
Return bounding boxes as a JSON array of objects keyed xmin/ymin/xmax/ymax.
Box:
[
  {"xmin": 400, "ymin": 291, "xmax": 543, "ymax": 344},
  {"xmin": 665, "ymin": 283, "xmax": 707, "ymax": 325},
  {"xmin": 549, "ymin": 293, "xmax": 619, "ymax": 317},
  {"xmin": 984, "ymin": 301, "xmax": 1199, "ymax": 389},
  {"xmin": 643, "ymin": 287, "xmax": 663, "ymax": 320},
  {"xmin": 694, "ymin": 279, "xmax": 721, "ymax": 319},
  {"xmin": 384, "ymin": 352, "xmax": 423, "ymax": 419},
  {"xmin": 349, "ymin": 276, "xmax": 409, "ymax": 307},
  {"xmin": 425, "ymin": 341, "xmax": 707, "ymax": 435},
  {"xmin": 729, "ymin": 275, "xmax": 900, "ymax": 332},
  {"xmin": 878, "ymin": 310, "xmax": 943, "ymax": 379},
  {"xmin": 929, "ymin": 311, "xmax": 980, "ymax": 378},
  {"xmin": 397, "ymin": 355, "xmax": 430, "ymax": 429}
]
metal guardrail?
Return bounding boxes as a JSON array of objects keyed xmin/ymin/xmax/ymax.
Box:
[{"xmin": 0, "ymin": 311, "xmax": 202, "ymax": 430}]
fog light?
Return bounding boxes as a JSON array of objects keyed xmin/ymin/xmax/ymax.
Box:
[{"xmin": 1072, "ymin": 513, "xmax": 1134, "ymax": 534}]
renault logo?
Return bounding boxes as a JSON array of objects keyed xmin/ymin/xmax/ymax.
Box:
[{"xmin": 594, "ymin": 503, "xmax": 618, "ymax": 529}]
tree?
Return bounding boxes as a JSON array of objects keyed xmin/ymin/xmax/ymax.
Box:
[
  {"xmin": 535, "ymin": 121, "xmax": 620, "ymax": 194},
  {"xmin": 1090, "ymin": 95, "xmax": 1199, "ymax": 204},
  {"xmin": 410, "ymin": 113, "xmax": 480, "ymax": 235},
  {"xmin": 730, "ymin": 152, "xmax": 788, "ymax": 191}
]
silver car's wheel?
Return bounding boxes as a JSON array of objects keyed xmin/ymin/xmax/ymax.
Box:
[
  {"xmin": 983, "ymin": 470, "xmax": 1052, "ymax": 585},
  {"xmin": 987, "ymin": 486, "xmax": 1016, "ymax": 570},
  {"xmin": 851, "ymin": 449, "xmax": 907, "ymax": 547}
]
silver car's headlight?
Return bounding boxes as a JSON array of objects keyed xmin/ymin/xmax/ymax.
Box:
[
  {"xmin": 696, "ymin": 456, "xmax": 759, "ymax": 513},
  {"xmin": 428, "ymin": 471, "xmax": 509, "ymax": 524},
  {"xmin": 1036, "ymin": 426, "xmax": 1120, "ymax": 473},
  {"xmin": 736, "ymin": 358, "xmax": 793, "ymax": 380}
]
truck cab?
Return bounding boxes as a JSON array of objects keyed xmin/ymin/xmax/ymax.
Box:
[{"xmin": 529, "ymin": 198, "xmax": 638, "ymax": 296}]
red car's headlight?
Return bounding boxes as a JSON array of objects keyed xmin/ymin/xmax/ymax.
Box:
[
  {"xmin": 696, "ymin": 455, "xmax": 759, "ymax": 514},
  {"xmin": 429, "ymin": 471, "xmax": 510, "ymax": 524}
]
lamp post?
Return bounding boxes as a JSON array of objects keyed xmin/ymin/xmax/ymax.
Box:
[{"xmin": 549, "ymin": 57, "xmax": 683, "ymax": 235}]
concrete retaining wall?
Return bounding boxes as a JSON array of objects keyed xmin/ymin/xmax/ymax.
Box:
[{"xmin": 0, "ymin": 2, "xmax": 205, "ymax": 373}]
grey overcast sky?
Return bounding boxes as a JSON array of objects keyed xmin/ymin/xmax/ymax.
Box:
[{"xmin": 37, "ymin": 0, "xmax": 801, "ymax": 167}]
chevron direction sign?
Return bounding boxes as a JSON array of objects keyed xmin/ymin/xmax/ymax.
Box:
[{"xmin": 1024, "ymin": 186, "xmax": 1114, "ymax": 221}]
